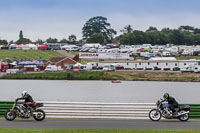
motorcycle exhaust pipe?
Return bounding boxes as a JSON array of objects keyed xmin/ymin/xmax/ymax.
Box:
[
  {"xmin": 32, "ymin": 112, "xmax": 38, "ymax": 115},
  {"xmin": 33, "ymin": 112, "xmax": 42, "ymax": 115},
  {"xmin": 179, "ymin": 111, "xmax": 189, "ymax": 116}
]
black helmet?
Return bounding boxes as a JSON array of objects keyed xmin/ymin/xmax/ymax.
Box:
[{"xmin": 163, "ymin": 93, "xmax": 169, "ymax": 99}]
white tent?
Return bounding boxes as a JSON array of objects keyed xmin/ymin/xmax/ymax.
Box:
[
  {"xmin": 22, "ymin": 44, "xmax": 38, "ymax": 50},
  {"xmin": 9, "ymin": 44, "xmax": 18, "ymax": 49},
  {"xmin": 149, "ymin": 57, "xmax": 176, "ymax": 61},
  {"xmin": 82, "ymin": 43, "xmax": 101, "ymax": 48}
]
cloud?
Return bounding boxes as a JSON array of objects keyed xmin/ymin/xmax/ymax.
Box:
[{"xmin": 1, "ymin": 0, "xmax": 200, "ymax": 41}]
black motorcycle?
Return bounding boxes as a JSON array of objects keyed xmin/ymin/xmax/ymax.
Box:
[
  {"xmin": 149, "ymin": 99, "xmax": 190, "ymax": 121},
  {"xmin": 4, "ymin": 100, "xmax": 46, "ymax": 121}
]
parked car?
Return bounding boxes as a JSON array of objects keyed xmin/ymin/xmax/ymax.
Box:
[
  {"xmin": 16, "ymin": 68, "xmax": 27, "ymax": 73},
  {"xmin": 24, "ymin": 65, "xmax": 40, "ymax": 72},
  {"xmin": 115, "ymin": 65, "xmax": 124, "ymax": 70},
  {"xmin": 6, "ymin": 69, "xmax": 20, "ymax": 74},
  {"xmin": 6, "ymin": 67, "xmax": 26, "ymax": 74},
  {"xmin": 96, "ymin": 66, "xmax": 104, "ymax": 70},
  {"xmin": 45, "ymin": 65, "xmax": 63, "ymax": 72},
  {"xmin": 103, "ymin": 65, "xmax": 115, "ymax": 71}
]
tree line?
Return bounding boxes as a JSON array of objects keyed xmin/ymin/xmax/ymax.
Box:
[
  {"xmin": 117, "ymin": 25, "xmax": 200, "ymax": 45},
  {"xmin": 1, "ymin": 16, "xmax": 200, "ymax": 46},
  {"xmin": 0, "ymin": 31, "xmax": 78, "ymax": 45}
]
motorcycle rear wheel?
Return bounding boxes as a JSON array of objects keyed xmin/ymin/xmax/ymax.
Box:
[
  {"xmin": 4, "ymin": 109, "xmax": 16, "ymax": 121},
  {"xmin": 178, "ymin": 113, "xmax": 189, "ymax": 121},
  {"xmin": 33, "ymin": 109, "xmax": 46, "ymax": 121},
  {"xmin": 149, "ymin": 109, "xmax": 161, "ymax": 121}
]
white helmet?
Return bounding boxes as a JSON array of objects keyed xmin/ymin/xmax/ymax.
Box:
[{"xmin": 21, "ymin": 91, "xmax": 27, "ymax": 97}]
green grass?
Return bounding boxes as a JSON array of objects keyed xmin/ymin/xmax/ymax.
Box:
[
  {"xmin": 70, "ymin": 51, "xmax": 80, "ymax": 55},
  {"xmin": 193, "ymin": 56, "xmax": 200, "ymax": 60},
  {"xmin": 1, "ymin": 71, "xmax": 200, "ymax": 82},
  {"xmin": 175, "ymin": 56, "xmax": 200, "ymax": 60},
  {"xmin": 0, "ymin": 50, "xmax": 62, "ymax": 61},
  {"xmin": 0, "ymin": 71, "xmax": 114, "ymax": 80},
  {"xmin": 0, "ymin": 129, "xmax": 200, "ymax": 133},
  {"xmin": 135, "ymin": 57, "xmax": 148, "ymax": 60},
  {"xmin": 175, "ymin": 56, "xmax": 186, "ymax": 60}
]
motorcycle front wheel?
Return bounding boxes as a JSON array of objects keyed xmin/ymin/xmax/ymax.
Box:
[
  {"xmin": 33, "ymin": 109, "xmax": 46, "ymax": 121},
  {"xmin": 4, "ymin": 109, "xmax": 16, "ymax": 121},
  {"xmin": 149, "ymin": 109, "xmax": 161, "ymax": 121}
]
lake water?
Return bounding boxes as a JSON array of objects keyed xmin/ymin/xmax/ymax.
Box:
[{"xmin": 0, "ymin": 80, "xmax": 199, "ymax": 104}]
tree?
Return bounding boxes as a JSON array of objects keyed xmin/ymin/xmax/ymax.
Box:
[
  {"xmin": 145, "ymin": 30, "xmax": 160, "ymax": 45},
  {"xmin": 9, "ymin": 40, "xmax": 14, "ymax": 44},
  {"xmin": 68, "ymin": 35, "xmax": 77, "ymax": 44},
  {"xmin": 82, "ymin": 16, "xmax": 117, "ymax": 43},
  {"xmin": 16, "ymin": 30, "xmax": 32, "ymax": 44},
  {"xmin": 119, "ymin": 33, "xmax": 135, "ymax": 45},
  {"xmin": 171, "ymin": 30, "xmax": 184, "ymax": 45},
  {"xmin": 46, "ymin": 37, "xmax": 58, "ymax": 43},
  {"xmin": 19, "ymin": 30, "xmax": 23, "ymax": 40},
  {"xmin": 0, "ymin": 39, "xmax": 8, "ymax": 45},
  {"xmin": 120, "ymin": 25, "xmax": 133, "ymax": 34},
  {"xmin": 60, "ymin": 38, "xmax": 69, "ymax": 43},
  {"xmin": 16, "ymin": 38, "xmax": 32, "ymax": 44},
  {"xmin": 132, "ymin": 30, "xmax": 145, "ymax": 44},
  {"xmin": 193, "ymin": 34, "xmax": 200, "ymax": 45},
  {"xmin": 117, "ymin": 25, "xmax": 200, "ymax": 45},
  {"xmin": 179, "ymin": 26, "xmax": 195, "ymax": 32},
  {"xmin": 146, "ymin": 26, "xmax": 158, "ymax": 32},
  {"xmin": 35, "ymin": 39, "xmax": 44, "ymax": 45},
  {"xmin": 87, "ymin": 33, "xmax": 105, "ymax": 44},
  {"xmin": 194, "ymin": 28, "xmax": 200, "ymax": 34}
]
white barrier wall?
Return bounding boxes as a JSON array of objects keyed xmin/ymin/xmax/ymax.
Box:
[
  {"xmin": 79, "ymin": 53, "xmax": 132, "ymax": 60},
  {"xmin": 40, "ymin": 101, "xmax": 156, "ymax": 119}
]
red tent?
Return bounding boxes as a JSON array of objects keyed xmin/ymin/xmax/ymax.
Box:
[
  {"xmin": 17, "ymin": 44, "xmax": 23, "ymax": 49},
  {"xmin": 39, "ymin": 45, "xmax": 48, "ymax": 50},
  {"xmin": 138, "ymin": 48, "xmax": 147, "ymax": 52}
]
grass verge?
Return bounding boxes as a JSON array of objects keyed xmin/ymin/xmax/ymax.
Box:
[
  {"xmin": 0, "ymin": 129, "xmax": 200, "ymax": 133},
  {"xmin": 0, "ymin": 71, "xmax": 114, "ymax": 80},
  {"xmin": 1, "ymin": 71, "xmax": 200, "ymax": 82}
]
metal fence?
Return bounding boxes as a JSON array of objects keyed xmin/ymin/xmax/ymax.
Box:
[{"xmin": 0, "ymin": 101, "xmax": 200, "ymax": 119}]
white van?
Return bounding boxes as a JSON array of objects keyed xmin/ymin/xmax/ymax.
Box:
[
  {"xmin": 103, "ymin": 65, "xmax": 115, "ymax": 71},
  {"xmin": 45, "ymin": 65, "xmax": 63, "ymax": 72}
]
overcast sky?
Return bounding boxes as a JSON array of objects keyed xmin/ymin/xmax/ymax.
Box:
[{"xmin": 0, "ymin": 0, "xmax": 200, "ymax": 42}]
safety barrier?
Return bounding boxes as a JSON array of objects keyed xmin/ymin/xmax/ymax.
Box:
[
  {"xmin": 188, "ymin": 104, "xmax": 200, "ymax": 119},
  {"xmin": 0, "ymin": 101, "xmax": 200, "ymax": 119},
  {"xmin": 42, "ymin": 102, "xmax": 155, "ymax": 119},
  {"xmin": 0, "ymin": 101, "xmax": 14, "ymax": 116}
]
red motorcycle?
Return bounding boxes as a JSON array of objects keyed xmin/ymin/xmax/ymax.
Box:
[{"xmin": 4, "ymin": 100, "xmax": 46, "ymax": 121}]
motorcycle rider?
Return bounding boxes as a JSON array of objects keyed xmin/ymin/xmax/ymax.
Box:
[
  {"xmin": 16, "ymin": 91, "xmax": 34, "ymax": 115},
  {"xmin": 163, "ymin": 93, "xmax": 179, "ymax": 115}
]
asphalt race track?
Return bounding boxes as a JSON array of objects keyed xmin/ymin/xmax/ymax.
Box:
[{"xmin": 1, "ymin": 119, "xmax": 200, "ymax": 129}]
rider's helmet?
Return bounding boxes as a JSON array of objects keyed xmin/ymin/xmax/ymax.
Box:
[
  {"xmin": 163, "ymin": 93, "xmax": 169, "ymax": 100},
  {"xmin": 21, "ymin": 91, "xmax": 27, "ymax": 98}
]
